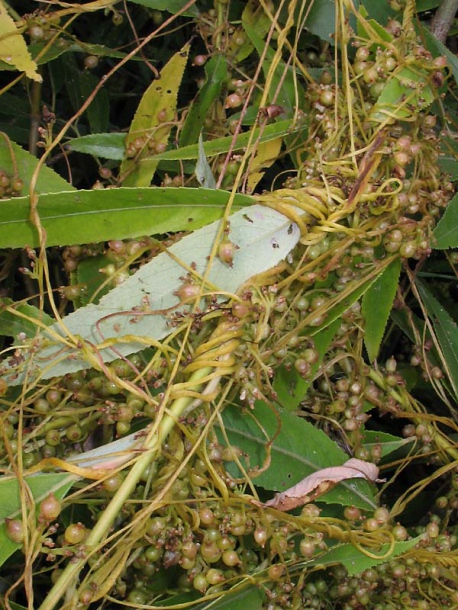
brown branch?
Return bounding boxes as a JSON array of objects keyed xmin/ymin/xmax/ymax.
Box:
[{"xmin": 430, "ymin": 0, "xmax": 458, "ymax": 43}]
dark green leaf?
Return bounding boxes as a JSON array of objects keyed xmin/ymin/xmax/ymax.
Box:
[
  {"xmin": 0, "ymin": 187, "xmax": 252, "ymax": 248},
  {"xmin": 79, "ymin": 71, "xmax": 110, "ymax": 134},
  {"xmin": 415, "ymin": 279, "xmax": 458, "ymax": 400},
  {"xmin": 180, "ymin": 54, "xmax": 227, "ymax": 146},
  {"xmin": 273, "ymin": 319, "xmax": 340, "ymax": 411},
  {"xmin": 303, "ymin": 0, "xmax": 336, "ymax": 45},
  {"xmin": 243, "ymin": 22, "xmax": 299, "ymax": 116},
  {"xmin": 193, "ymin": 585, "xmax": 264, "ymax": 610},
  {"xmin": 362, "ymin": 258, "xmax": 401, "ymax": 362},
  {"xmin": 432, "ymin": 192, "xmax": 458, "ymax": 249},
  {"xmin": 74, "ymin": 254, "xmax": 114, "ymax": 306},
  {"xmin": 221, "ymin": 401, "xmax": 378, "ymax": 510},
  {"xmin": 311, "ymin": 536, "xmax": 421, "ymax": 575},
  {"xmin": 422, "ymin": 26, "xmax": 458, "ymax": 87},
  {"xmin": 126, "ymin": 0, "xmax": 199, "ymax": 17},
  {"xmin": 0, "ymin": 298, "xmax": 53, "ymax": 339}
]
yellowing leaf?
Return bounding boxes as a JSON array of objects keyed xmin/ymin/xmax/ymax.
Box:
[
  {"xmin": 246, "ymin": 136, "xmax": 283, "ymax": 191},
  {"xmin": 0, "ymin": 4, "xmax": 42, "ymax": 82},
  {"xmin": 120, "ymin": 43, "xmax": 190, "ymax": 186},
  {"xmin": 262, "ymin": 458, "xmax": 381, "ymax": 511}
]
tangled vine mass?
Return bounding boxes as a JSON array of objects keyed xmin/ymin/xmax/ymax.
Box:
[{"xmin": 1, "ymin": 1, "xmax": 458, "ymax": 609}]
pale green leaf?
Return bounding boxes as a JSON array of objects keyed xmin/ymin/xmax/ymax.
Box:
[
  {"xmin": 5, "ymin": 205, "xmax": 300, "ymax": 384},
  {"xmin": 370, "ymin": 66, "xmax": 434, "ymax": 123},
  {"xmin": 195, "ymin": 132, "xmax": 216, "ymax": 189}
]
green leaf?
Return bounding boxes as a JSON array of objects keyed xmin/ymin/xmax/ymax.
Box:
[
  {"xmin": 5, "ymin": 603, "xmax": 28, "ymax": 610},
  {"xmin": 221, "ymin": 401, "xmax": 378, "ymax": 510},
  {"xmin": 126, "ymin": 0, "xmax": 199, "ymax": 17},
  {"xmin": 370, "ymin": 66, "xmax": 434, "ymax": 123},
  {"xmin": 193, "ymin": 585, "xmax": 264, "ymax": 610},
  {"xmin": 195, "ymin": 132, "xmax": 216, "ymax": 189},
  {"xmin": 5, "ymin": 205, "xmax": 300, "ymax": 383},
  {"xmin": 120, "ymin": 44, "xmax": 189, "ymax": 186},
  {"xmin": 415, "ymin": 279, "xmax": 458, "ymax": 401},
  {"xmin": 69, "ymin": 133, "xmax": 126, "ymax": 160},
  {"xmin": 229, "ymin": 0, "xmax": 272, "ymax": 63},
  {"xmin": 303, "ymin": 0, "xmax": 337, "ymax": 45},
  {"xmin": 0, "ymin": 137, "xmax": 74, "ymax": 194},
  {"xmin": 362, "ymin": 258, "xmax": 401, "ymax": 362},
  {"xmin": 151, "ymin": 119, "xmax": 300, "ymax": 161},
  {"xmin": 243, "ymin": 22, "xmax": 299, "ymax": 116},
  {"xmin": 311, "ymin": 536, "xmax": 421, "ymax": 575},
  {"xmin": 0, "ymin": 298, "xmax": 53, "ymax": 340},
  {"xmin": 421, "ymin": 26, "xmax": 458, "ymax": 90},
  {"xmin": 0, "ymin": 187, "xmax": 252, "ymax": 249},
  {"xmin": 179, "ymin": 54, "xmax": 227, "ymax": 147},
  {"xmin": 432, "ymin": 192, "xmax": 458, "ymax": 249},
  {"xmin": 74, "ymin": 254, "xmax": 114, "ymax": 306},
  {"xmin": 303, "ymin": 264, "xmax": 390, "ymax": 338},
  {"xmin": 360, "ymin": 0, "xmax": 396, "ymax": 24},
  {"xmin": 273, "ymin": 319, "xmax": 340, "ymax": 411},
  {"xmin": 363, "ymin": 430, "xmax": 416, "ymax": 459},
  {"xmin": 79, "ymin": 70, "xmax": 110, "ymax": 134},
  {"xmin": 68, "ymin": 122, "xmax": 298, "ymax": 165},
  {"xmin": 0, "ymin": 473, "xmax": 76, "ymax": 567}
]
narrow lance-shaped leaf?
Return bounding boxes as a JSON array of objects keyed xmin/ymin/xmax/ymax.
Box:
[
  {"xmin": 415, "ymin": 279, "xmax": 458, "ymax": 401},
  {"xmin": 120, "ymin": 44, "xmax": 190, "ymax": 186},
  {"xmin": 432, "ymin": 192, "xmax": 458, "ymax": 249},
  {"xmin": 4, "ymin": 205, "xmax": 301, "ymax": 384},
  {"xmin": 179, "ymin": 54, "xmax": 227, "ymax": 147},
  {"xmin": 362, "ymin": 258, "xmax": 401, "ymax": 362},
  {"xmin": 0, "ymin": 187, "xmax": 252, "ymax": 249},
  {"xmin": 195, "ymin": 132, "xmax": 216, "ymax": 189}
]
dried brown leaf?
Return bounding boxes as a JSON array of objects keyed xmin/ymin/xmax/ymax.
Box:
[{"xmin": 263, "ymin": 458, "xmax": 380, "ymax": 511}]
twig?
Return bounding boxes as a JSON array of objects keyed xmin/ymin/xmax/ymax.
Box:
[{"xmin": 430, "ymin": 0, "xmax": 458, "ymax": 42}]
